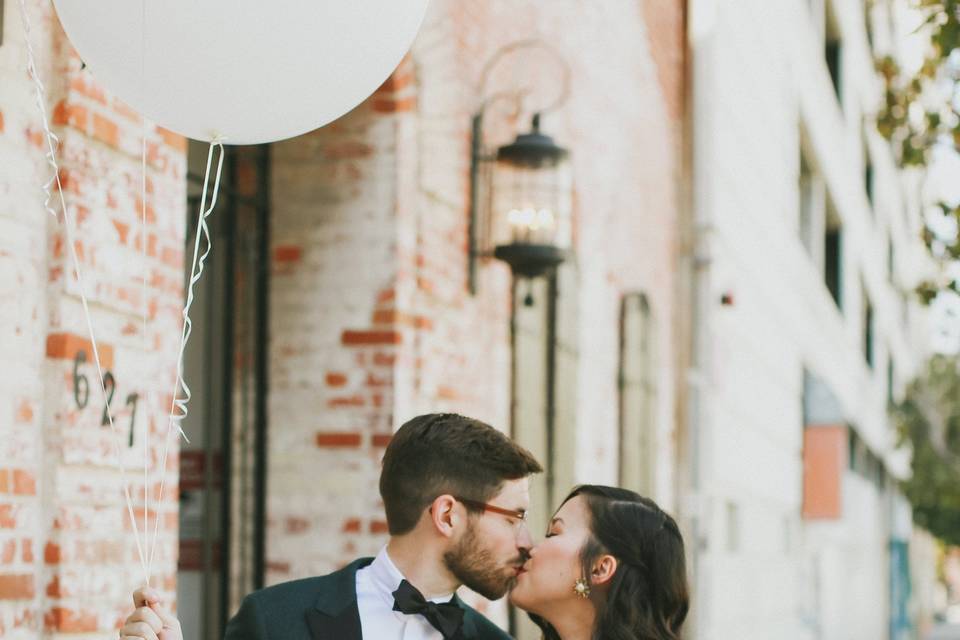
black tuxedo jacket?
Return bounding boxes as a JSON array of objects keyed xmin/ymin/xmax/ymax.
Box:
[{"xmin": 223, "ymin": 557, "xmax": 513, "ymax": 640}]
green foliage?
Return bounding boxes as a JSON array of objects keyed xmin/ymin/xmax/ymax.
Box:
[
  {"xmin": 874, "ymin": 1, "xmax": 960, "ymax": 300},
  {"xmin": 895, "ymin": 355, "xmax": 960, "ymax": 545}
]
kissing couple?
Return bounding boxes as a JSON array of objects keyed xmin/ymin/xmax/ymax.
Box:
[{"xmin": 121, "ymin": 413, "xmax": 689, "ymax": 640}]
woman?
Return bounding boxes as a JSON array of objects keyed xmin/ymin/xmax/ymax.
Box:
[
  {"xmin": 121, "ymin": 485, "xmax": 688, "ymax": 640},
  {"xmin": 510, "ymin": 485, "xmax": 689, "ymax": 640}
]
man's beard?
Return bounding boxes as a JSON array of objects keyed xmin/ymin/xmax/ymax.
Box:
[{"xmin": 443, "ymin": 526, "xmax": 520, "ymax": 600}]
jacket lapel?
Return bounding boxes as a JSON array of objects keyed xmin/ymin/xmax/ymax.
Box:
[
  {"xmin": 304, "ymin": 558, "xmax": 373, "ymax": 640},
  {"xmin": 451, "ymin": 594, "xmax": 479, "ymax": 640}
]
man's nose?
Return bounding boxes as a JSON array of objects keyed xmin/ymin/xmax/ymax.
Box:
[{"xmin": 517, "ymin": 524, "xmax": 534, "ymax": 550}]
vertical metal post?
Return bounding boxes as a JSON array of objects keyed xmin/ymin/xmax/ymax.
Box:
[
  {"xmin": 468, "ymin": 112, "xmax": 484, "ymax": 295},
  {"xmin": 252, "ymin": 144, "xmax": 270, "ymax": 591},
  {"xmin": 545, "ymin": 272, "xmax": 558, "ymax": 506},
  {"xmin": 218, "ymin": 149, "xmax": 236, "ymax": 637}
]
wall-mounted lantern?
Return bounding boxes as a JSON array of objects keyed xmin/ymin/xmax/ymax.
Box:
[{"xmin": 468, "ymin": 41, "xmax": 572, "ymax": 294}]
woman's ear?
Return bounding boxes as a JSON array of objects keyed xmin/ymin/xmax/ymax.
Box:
[
  {"xmin": 590, "ymin": 554, "xmax": 618, "ymax": 587},
  {"xmin": 429, "ymin": 495, "xmax": 459, "ymax": 538}
]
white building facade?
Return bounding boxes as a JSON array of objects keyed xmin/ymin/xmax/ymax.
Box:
[{"xmin": 683, "ymin": 1, "xmax": 931, "ymax": 638}]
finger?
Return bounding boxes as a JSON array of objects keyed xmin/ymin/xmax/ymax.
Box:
[
  {"xmin": 133, "ymin": 587, "xmax": 161, "ymax": 608},
  {"xmin": 152, "ymin": 604, "xmax": 182, "ymax": 632},
  {"xmin": 127, "ymin": 606, "xmax": 164, "ymax": 631},
  {"xmin": 120, "ymin": 620, "xmax": 159, "ymax": 640}
]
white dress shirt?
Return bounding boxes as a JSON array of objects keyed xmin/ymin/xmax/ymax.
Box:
[{"xmin": 355, "ymin": 546, "xmax": 456, "ymax": 640}]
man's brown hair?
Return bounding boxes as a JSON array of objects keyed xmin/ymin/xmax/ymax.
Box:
[{"xmin": 379, "ymin": 413, "xmax": 543, "ymax": 535}]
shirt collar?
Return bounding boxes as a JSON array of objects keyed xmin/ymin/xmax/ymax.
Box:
[{"xmin": 369, "ymin": 546, "xmax": 456, "ymax": 605}]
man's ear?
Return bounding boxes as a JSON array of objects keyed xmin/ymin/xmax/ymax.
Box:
[
  {"xmin": 590, "ymin": 554, "xmax": 618, "ymax": 587},
  {"xmin": 429, "ymin": 494, "xmax": 459, "ymax": 538}
]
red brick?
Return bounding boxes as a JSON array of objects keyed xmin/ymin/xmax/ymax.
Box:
[
  {"xmin": 328, "ymin": 395, "xmax": 365, "ymax": 408},
  {"xmin": 70, "ymin": 75, "xmax": 108, "ymax": 105},
  {"xmin": 0, "ymin": 575, "xmax": 35, "ymax": 600},
  {"xmin": 161, "ymin": 245, "xmax": 183, "ymax": 269},
  {"xmin": 0, "ymin": 471, "xmax": 8, "ymax": 494},
  {"xmin": 372, "ymin": 434, "xmax": 393, "ymax": 448},
  {"xmin": 373, "ymin": 353, "xmax": 396, "ymax": 367},
  {"xmin": 46, "ymin": 575, "xmax": 61, "ymax": 598},
  {"xmin": 0, "ymin": 505, "xmax": 16, "ymax": 529},
  {"xmin": 372, "ymin": 96, "xmax": 418, "ymax": 113},
  {"xmin": 0, "ymin": 540, "xmax": 15, "ymax": 564},
  {"xmin": 376, "ymin": 68, "xmax": 415, "ymax": 94},
  {"xmin": 366, "ymin": 373, "xmax": 390, "ymax": 388},
  {"xmin": 326, "ymin": 373, "xmax": 348, "ymax": 387},
  {"xmin": 12, "ymin": 471, "xmax": 35, "ymax": 496},
  {"xmin": 15, "ymin": 399, "xmax": 33, "ymax": 424},
  {"xmin": 372, "ymin": 309, "xmax": 400, "ymax": 325},
  {"xmin": 285, "ymin": 517, "xmax": 309, "ymax": 534},
  {"xmin": 21, "ymin": 540, "xmax": 33, "ymax": 563},
  {"xmin": 369, "ymin": 520, "xmax": 389, "ymax": 535},
  {"xmin": 324, "ymin": 141, "xmax": 373, "ymax": 160},
  {"xmin": 266, "ymin": 561, "xmax": 290, "ymax": 575},
  {"xmin": 52, "ymin": 100, "xmax": 88, "ymax": 131},
  {"xmin": 133, "ymin": 197, "xmax": 158, "ymax": 224},
  {"xmin": 25, "ymin": 128, "xmax": 44, "ymax": 148},
  {"xmin": 315, "ymin": 433, "xmax": 362, "ymax": 448},
  {"xmin": 112, "ymin": 97, "xmax": 140, "ymax": 122},
  {"xmin": 157, "ymin": 126, "xmax": 187, "ymax": 152},
  {"xmin": 45, "ymin": 333, "xmax": 115, "ymax": 369},
  {"xmin": 342, "ymin": 518, "xmax": 362, "ymax": 533},
  {"xmin": 44, "ymin": 542, "xmax": 61, "ymax": 564},
  {"xmin": 0, "ymin": 109, "xmax": 4, "ymax": 133},
  {"xmin": 437, "ymin": 386, "xmax": 459, "ymax": 401},
  {"xmin": 44, "ymin": 607, "xmax": 98, "ymax": 633},
  {"xmin": 274, "ymin": 245, "xmax": 302, "ymax": 264},
  {"xmin": 92, "ymin": 113, "xmax": 119, "ymax": 148},
  {"xmin": 341, "ymin": 330, "xmax": 403, "ymax": 346}
]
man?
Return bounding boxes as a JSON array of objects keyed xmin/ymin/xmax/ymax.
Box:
[{"xmin": 121, "ymin": 413, "xmax": 542, "ymax": 640}]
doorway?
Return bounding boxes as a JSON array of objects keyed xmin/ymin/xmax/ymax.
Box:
[{"xmin": 176, "ymin": 142, "xmax": 270, "ymax": 638}]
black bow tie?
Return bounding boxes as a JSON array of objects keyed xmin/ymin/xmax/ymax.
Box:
[{"xmin": 392, "ymin": 579, "xmax": 465, "ymax": 640}]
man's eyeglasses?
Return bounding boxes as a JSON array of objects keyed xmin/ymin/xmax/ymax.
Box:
[{"xmin": 453, "ymin": 496, "xmax": 527, "ymax": 523}]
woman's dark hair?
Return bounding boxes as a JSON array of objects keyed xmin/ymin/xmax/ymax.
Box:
[{"xmin": 531, "ymin": 485, "xmax": 689, "ymax": 640}]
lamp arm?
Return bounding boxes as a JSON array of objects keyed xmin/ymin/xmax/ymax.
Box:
[{"xmin": 475, "ymin": 39, "xmax": 571, "ymax": 117}]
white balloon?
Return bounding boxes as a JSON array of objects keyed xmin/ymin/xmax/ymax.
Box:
[{"xmin": 52, "ymin": 0, "xmax": 429, "ymax": 145}]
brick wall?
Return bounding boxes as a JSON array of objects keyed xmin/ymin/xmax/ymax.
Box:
[
  {"xmin": 0, "ymin": 0, "xmax": 186, "ymax": 636},
  {"xmin": 264, "ymin": 0, "xmax": 683, "ymax": 624}
]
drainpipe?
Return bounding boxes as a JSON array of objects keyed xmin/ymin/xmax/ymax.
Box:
[{"xmin": 681, "ymin": 0, "xmax": 718, "ymax": 637}]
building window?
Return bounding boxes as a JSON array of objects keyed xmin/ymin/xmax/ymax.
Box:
[
  {"xmin": 863, "ymin": 287, "xmax": 875, "ymax": 368},
  {"xmin": 848, "ymin": 427, "xmax": 885, "ymax": 490},
  {"xmin": 887, "ymin": 235, "xmax": 895, "ymax": 282},
  {"xmin": 825, "ymin": 3, "xmax": 843, "ymax": 105},
  {"xmin": 824, "ymin": 201, "xmax": 843, "ymax": 310},
  {"xmin": 799, "ymin": 148, "xmax": 817, "ymax": 256},
  {"xmin": 887, "ymin": 357, "xmax": 896, "ymax": 407},
  {"xmin": 864, "ymin": 141, "xmax": 875, "ymax": 213},
  {"xmin": 618, "ymin": 293, "xmax": 656, "ymax": 496}
]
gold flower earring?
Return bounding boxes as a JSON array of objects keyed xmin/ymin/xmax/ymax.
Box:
[{"xmin": 574, "ymin": 578, "xmax": 591, "ymax": 599}]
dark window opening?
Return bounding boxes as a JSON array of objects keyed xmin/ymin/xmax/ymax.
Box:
[
  {"xmin": 824, "ymin": 204, "xmax": 843, "ymax": 310},
  {"xmin": 799, "ymin": 149, "xmax": 815, "ymax": 255},
  {"xmin": 887, "ymin": 357, "xmax": 896, "ymax": 407},
  {"xmin": 825, "ymin": 6, "xmax": 843, "ymax": 104},
  {"xmin": 887, "ymin": 236, "xmax": 895, "ymax": 282}
]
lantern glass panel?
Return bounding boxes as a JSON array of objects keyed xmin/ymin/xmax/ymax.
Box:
[{"xmin": 490, "ymin": 158, "xmax": 572, "ymax": 250}]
